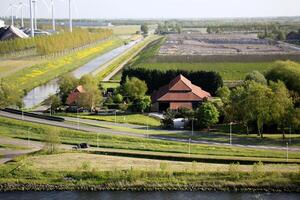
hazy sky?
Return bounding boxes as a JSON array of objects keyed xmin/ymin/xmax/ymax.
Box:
[{"xmin": 1, "ymin": 0, "xmax": 300, "ymax": 19}]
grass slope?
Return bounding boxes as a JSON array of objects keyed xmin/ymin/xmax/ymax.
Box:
[{"xmin": 3, "ymin": 38, "xmax": 123, "ymax": 93}]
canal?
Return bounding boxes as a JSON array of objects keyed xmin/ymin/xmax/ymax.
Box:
[
  {"xmin": 23, "ymin": 39, "xmax": 141, "ymax": 109},
  {"xmin": 0, "ymin": 191, "xmax": 299, "ymax": 200}
]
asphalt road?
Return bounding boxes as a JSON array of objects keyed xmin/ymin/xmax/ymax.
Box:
[{"xmin": 1, "ymin": 111, "xmax": 300, "ymax": 152}]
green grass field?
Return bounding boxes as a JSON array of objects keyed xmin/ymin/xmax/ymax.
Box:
[
  {"xmin": 114, "ymin": 36, "xmax": 300, "ymax": 81},
  {"xmin": 57, "ymin": 113, "xmax": 161, "ymax": 127},
  {"xmin": 0, "ymin": 117, "xmax": 299, "ymax": 161},
  {"xmin": 109, "ymin": 25, "xmax": 141, "ymax": 35}
]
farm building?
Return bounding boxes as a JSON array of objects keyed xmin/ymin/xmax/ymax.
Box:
[
  {"xmin": 0, "ymin": 20, "xmax": 4, "ymax": 28},
  {"xmin": 151, "ymin": 74, "xmax": 211, "ymax": 112},
  {"xmin": 66, "ymin": 85, "xmax": 86, "ymax": 106},
  {"xmin": 0, "ymin": 25, "xmax": 29, "ymax": 41}
]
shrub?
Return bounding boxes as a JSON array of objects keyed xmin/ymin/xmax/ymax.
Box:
[
  {"xmin": 121, "ymin": 68, "xmax": 223, "ymax": 95},
  {"xmin": 252, "ymin": 161, "xmax": 265, "ymax": 178},
  {"xmin": 228, "ymin": 162, "xmax": 240, "ymax": 180}
]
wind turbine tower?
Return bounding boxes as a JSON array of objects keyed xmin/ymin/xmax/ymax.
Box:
[
  {"xmin": 10, "ymin": 3, "xmax": 14, "ymax": 26},
  {"xmin": 29, "ymin": 0, "xmax": 35, "ymax": 37},
  {"xmin": 51, "ymin": 0, "xmax": 55, "ymax": 31},
  {"xmin": 32, "ymin": 0, "xmax": 37, "ymax": 30},
  {"xmin": 19, "ymin": 2, "xmax": 24, "ymax": 27},
  {"xmin": 69, "ymin": 0, "xmax": 72, "ymax": 32}
]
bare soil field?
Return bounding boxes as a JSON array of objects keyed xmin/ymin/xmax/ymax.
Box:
[{"xmin": 159, "ymin": 33, "xmax": 300, "ymax": 56}]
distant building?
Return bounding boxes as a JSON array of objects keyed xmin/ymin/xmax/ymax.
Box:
[
  {"xmin": 0, "ymin": 25, "xmax": 29, "ymax": 41},
  {"xmin": 286, "ymin": 31, "xmax": 300, "ymax": 41},
  {"xmin": 66, "ymin": 85, "xmax": 86, "ymax": 106},
  {"xmin": 0, "ymin": 20, "xmax": 5, "ymax": 28},
  {"xmin": 151, "ymin": 74, "xmax": 211, "ymax": 112}
]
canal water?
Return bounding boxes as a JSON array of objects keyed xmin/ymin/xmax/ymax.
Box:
[
  {"xmin": 23, "ymin": 39, "xmax": 141, "ymax": 109},
  {"xmin": 0, "ymin": 191, "xmax": 299, "ymax": 200}
]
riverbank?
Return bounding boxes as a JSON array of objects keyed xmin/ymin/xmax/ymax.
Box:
[{"xmin": 0, "ymin": 183, "xmax": 300, "ymax": 193}]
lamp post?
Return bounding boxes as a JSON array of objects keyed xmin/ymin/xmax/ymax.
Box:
[
  {"xmin": 189, "ymin": 138, "xmax": 191, "ymax": 157},
  {"xmin": 29, "ymin": 0, "xmax": 34, "ymax": 37},
  {"xmin": 191, "ymin": 118, "xmax": 194, "ymax": 136},
  {"xmin": 21, "ymin": 101, "xmax": 24, "ymax": 121},
  {"xmin": 77, "ymin": 106, "xmax": 79, "ymax": 130},
  {"xmin": 27, "ymin": 127, "xmax": 32, "ymax": 148},
  {"xmin": 114, "ymin": 110, "xmax": 117, "ymax": 125},
  {"xmin": 286, "ymin": 142, "xmax": 289, "ymax": 162},
  {"xmin": 229, "ymin": 122, "xmax": 233, "ymax": 145}
]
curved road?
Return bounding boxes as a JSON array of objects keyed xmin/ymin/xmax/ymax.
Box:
[{"xmin": 0, "ymin": 111, "xmax": 299, "ymax": 152}]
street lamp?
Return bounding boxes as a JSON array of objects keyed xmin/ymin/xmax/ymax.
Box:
[
  {"xmin": 229, "ymin": 122, "xmax": 233, "ymax": 145},
  {"xmin": 286, "ymin": 142, "xmax": 289, "ymax": 162},
  {"xmin": 114, "ymin": 110, "xmax": 117, "ymax": 125},
  {"xmin": 189, "ymin": 138, "xmax": 191, "ymax": 157},
  {"xmin": 191, "ymin": 118, "xmax": 194, "ymax": 136},
  {"xmin": 77, "ymin": 106, "xmax": 80, "ymax": 130},
  {"xmin": 27, "ymin": 127, "xmax": 32, "ymax": 148}
]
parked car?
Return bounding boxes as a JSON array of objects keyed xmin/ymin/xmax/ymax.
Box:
[{"xmin": 73, "ymin": 143, "xmax": 90, "ymax": 149}]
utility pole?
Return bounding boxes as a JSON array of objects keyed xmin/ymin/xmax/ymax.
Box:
[
  {"xmin": 189, "ymin": 138, "xmax": 191, "ymax": 157},
  {"xmin": 51, "ymin": 0, "xmax": 55, "ymax": 31},
  {"xmin": 20, "ymin": 2, "xmax": 24, "ymax": 27},
  {"xmin": 10, "ymin": 3, "xmax": 14, "ymax": 26},
  {"xmin": 191, "ymin": 118, "xmax": 194, "ymax": 136},
  {"xmin": 29, "ymin": 0, "xmax": 34, "ymax": 37},
  {"xmin": 69, "ymin": 0, "xmax": 72, "ymax": 32}
]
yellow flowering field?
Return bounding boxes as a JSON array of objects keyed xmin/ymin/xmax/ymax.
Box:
[{"xmin": 4, "ymin": 38, "xmax": 123, "ymax": 92}]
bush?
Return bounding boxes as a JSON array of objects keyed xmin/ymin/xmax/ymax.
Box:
[
  {"xmin": 228, "ymin": 162, "xmax": 240, "ymax": 180},
  {"xmin": 121, "ymin": 68, "xmax": 223, "ymax": 95}
]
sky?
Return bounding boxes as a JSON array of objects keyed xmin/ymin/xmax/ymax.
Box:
[{"xmin": 1, "ymin": 0, "xmax": 300, "ymax": 19}]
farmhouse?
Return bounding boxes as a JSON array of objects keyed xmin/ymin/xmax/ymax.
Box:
[
  {"xmin": 0, "ymin": 25, "xmax": 29, "ymax": 41},
  {"xmin": 151, "ymin": 74, "xmax": 211, "ymax": 112},
  {"xmin": 66, "ymin": 85, "xmax": 86, "ymax": 106}
]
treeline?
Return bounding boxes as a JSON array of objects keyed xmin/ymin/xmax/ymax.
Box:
[
  {"xmin": 121, "ymin": 68, "xmax": 223, "ymax": 95},
  {"xmin": 0, "ymin": 28, "xmax": 113, "ymax": 55}
]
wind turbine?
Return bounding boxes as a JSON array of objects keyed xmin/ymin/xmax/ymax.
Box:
[
  {"xmin": 29, "ymin": 0, "xmax": 35, "ymax": 37},
  {"xmin": 19, "ymin": 2, "xmax": 24, "ymax": 27},
  {"xmin": 32, "ymin": 0, "xmax": 37, "ymax": 30},
  {"xmin": 9, "ymin": 3, "xmax": 14, "ymax": 26},
  {"xmin": 51, "ymin": 0, "xmax": 55, "ymax": 31},
  {"xmin": 69, "ymin": 0, "xmax": 72, "ymax": 32}
]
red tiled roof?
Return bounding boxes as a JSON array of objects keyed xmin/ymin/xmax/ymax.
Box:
[
  {"xmin": 66, "ymin": 85, "xmax": 86, "ymax": 105},
  {"xmin": 152, "ymin": 74, "xmax": 211, "ymax": 102}
]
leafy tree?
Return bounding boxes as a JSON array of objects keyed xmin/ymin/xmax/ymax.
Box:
[
  {"xmin": 141, "ymin": 24, "xmax": 149, "ymax": 34},
  {"xmin": 269, "ymin": 81, "xmax": 293, "ymax": 138},
  {"xmin": 265, "ymin": 61, "xmax": 300, "ymax": 95},
  {"xmin": 113, "ymin": 93, "xmax": 124, "ymax": 104},
  {"xmin": 78, "ymin": 75, "xmax": 103, "ymax": 110},
  {"xmin": 43, "ymin": 95, "xmax": 62, "ymax": 114},
  {"xmin": 195, "ymin": 102, "xmax": 219, "ymax": 131},
  {"xmin": 122, "ymin": 77, "xmax": 148, "ymax": 101},
  {"xmin": 161, "ymin": 109, "xmax": 176, "ymax": 129},
  {"xmin": 0, "ymin": 80, "xmax": 22, "ymax": 109},
  {"xmin": 43, "ymin": 128, "xmax": 61, "ymax": 154},
  {"xmin": 135, "ymin": 96, "xmax": 151, "ymax": 112},
  {"xmin": 58, "ymin": 74, "xmax": 78, "ymax": 104},
  {"xmin": 245, "ymin": 71, "xmax": 267, "ymax": 85},
  {"xmin": 217, "ymin": 86, "xmax": 231, "ymax": 105}
]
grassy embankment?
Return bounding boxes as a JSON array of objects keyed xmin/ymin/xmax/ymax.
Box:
[
  {"xmin": 57, "ymin": 112, "xmax": 161, "ymax": 127},
  {"xmin": 0, "ymin": 117, "xmax": 299, "ymax": 191},
  {"xmin": 97, "ymin": 35, "xmax": 162, "ymax": 81},
  {"xmin": 0, "ymin": 117, "xmax": 300, "ymax": 162},
  {"xmin": 2, "ymin": 37, "xmax": 123, "ymax": 93},
  {"xmin": 0, "ymin": 151, "xmax": 299, "ymax": 192},
  {"xmin": 112, "ymin": 36, "xmax": 300, "ymax": 81}
]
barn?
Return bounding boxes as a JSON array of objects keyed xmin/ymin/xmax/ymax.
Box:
[{"xmin": 151, "ymin": 74, "xmax": 211, "ymax": 112}]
